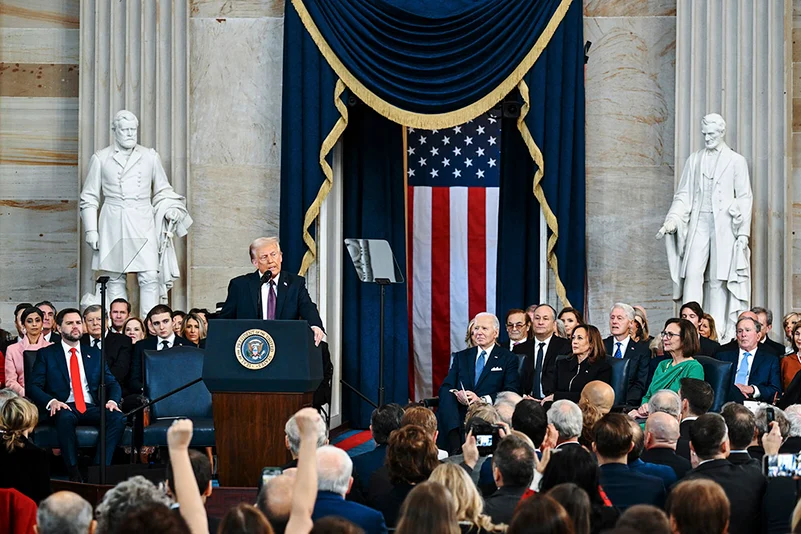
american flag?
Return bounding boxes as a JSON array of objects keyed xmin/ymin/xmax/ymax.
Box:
[{"xmin": 407, "ymin": 113, "xmax": 502, "ymax": 400}]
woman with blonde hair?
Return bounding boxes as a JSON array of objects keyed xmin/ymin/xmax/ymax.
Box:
[
  {"xmin": 394, "ymin": 481, "xmax": 460, "ymax": 534},
  {"xmin": 699, "ymin": 313, "xmax": 718, "ymax": 342},
  {"xmin": 0, "ymin": 396, "xmax": 50, "ymax": 503},
  {"xmin": 180, "ymin": 312, "xmax": 208, "ymax": 348},
  {"xmin": 429, "ymin": 463, "xmax": 502, "ymax": 533}
]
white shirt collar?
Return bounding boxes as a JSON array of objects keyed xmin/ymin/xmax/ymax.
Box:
[
  {"xmin": 476, "ymin": 345, "xmax": 494, "ymax": 359},
  {"xmin": 510, "ymin": 337, "xmax": 527, "ymax": 350},
  {"xmin": 61, "ymin": 340, "xmax": 80, "ymax": 355},
  {"xmin": 159, "ymin": 333, "xmax": 176, "ymax": 348},
  {"xmin": 613, "ymin": 336, "xmax": 631, "ymax": 354},
  {"xmin": 534, "ymin": 335, "xmax": 553, "ymax": 349}
]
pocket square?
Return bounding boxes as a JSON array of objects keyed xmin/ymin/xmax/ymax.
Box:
[{"xmin": 491, "ymin": 366, "xmax": 502, "ymax": 371}]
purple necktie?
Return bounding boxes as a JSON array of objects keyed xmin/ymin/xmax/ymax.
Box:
[{"xmin": 266, "ymin": 281, "xmax": 276, "ymax": 320}]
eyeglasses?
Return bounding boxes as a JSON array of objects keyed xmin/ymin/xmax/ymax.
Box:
[
  {"xmin": 506, "ymin": 322, "xmax": 526, "ymax": 330},
  {"xmin": 660, "ymin": 331, "xmax": 679, "ymax": 339}
]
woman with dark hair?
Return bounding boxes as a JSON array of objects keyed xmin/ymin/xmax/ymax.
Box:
[
  {"xmin": 540, "ymin": 325, "xmax": 612, "ymax": 404},
  {"xmin": 123, "ymin": 317, "xmax": 147, "ymax": 344},
  {"xmin": 507, "ymin": 494, "xmax": 574, "ymax": 534},
  {"xmin": 375, "ymin": 424, "xmax": 440, "ymax": 528},
  {"xmin": 4, "ymin": 307, "xmax": 50, "ymax": 395},
  {"xmin": 547, "ymin": 484, "xmax": 590, "ymax": 534},
  {"xmin": 539, "ymin": 446, "xmax": 619, "ymax": 534},
  {"xmin": 558, "ymin": 308, "xmax": 584, "ymax": 338},
  {"xmin": 218, "ymin": 503, "xmax": 274, "ymax": 534},
  {"xmin": 782, "ymin": 322, "xmax": 801, "ymax": 390},
  {"xmin": 395, "ymin": 481, "xmax": 459, "ymax": 534},
  {"xmin": 631, "ymin": 318, "xmax": 704, "ymax": 417}
]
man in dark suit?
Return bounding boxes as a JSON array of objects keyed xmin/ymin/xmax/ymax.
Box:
[
  {"xmin": 505, "ymin": 308, "xmax": 532, "ymax": 372},
  {"xmin": 129, "ymin": 304, "xmax": 192, "ymax": 394},
  {"xmin": 679, "ymin": 301, "xmax": 720, "ymax": 355},
  {"xmin": 81, "ymin": 305, "xmax": 133, "ymax": 395},
  {"xmin": 26, "ymin": 308, "xmax": 126, "ymax": 481},
  {"xmin": 519, "ymin": 304, "xmax": 570, "ymax": 398},
  {"xmin": 35, "ymin": 301, "xmax": 61, "ymax": 344},
  {"xmin": 720, "ymin": 402, "xmax": 762, "ymax": 468},
  {"xmin": 683, "ymin": 413, "xmax": 767, "ymax": 534},
  {"xmin": 350, "ymin": 403, "xmax": 404, "ymax": 498},
  {"xmin": 676, "ymin": 377, "xmax": 714, "ymax": 460},
  {"xmin": 641, "ymin": 412, "xmax": 692, "ymax": 479},
  {"xmin": 219, "ymin": 236, "xmax": 324, "ymax": 346},
  {"xmin": 717, "ymin": 316, "xmax": 782, "ymax": 404},
  {"xmin": 483, "ymin": 435, "xmax": 535, "ymax": 526},
  {"xmin": 313, "ymin": 446, "xmax": 387, "ymax": 534},
  {"xmin": 752, "ymin": 306, "xmax": 788, "ymax": 356},
  {"xmin": 594, "ymin": 413, "xmax": 666, "ymax": 511},
  {"xmin": 603, "ymin": 303, "xmax": 650, "ymax": 407},
  {"xmin": 437, "ymin": 312, "xmax": 520, "ymax": 453},
  {"xmin": 716, "ymin": 310, "xmax": 785, "ymax": 358}
]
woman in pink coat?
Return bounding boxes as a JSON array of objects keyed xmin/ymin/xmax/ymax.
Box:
[{"xmin": 5, "ymin": 307, "xmax": 51, "ymax": 395}]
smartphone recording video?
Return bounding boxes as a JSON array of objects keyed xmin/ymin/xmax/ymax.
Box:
[{"xmin": 764, "ymin": 453, "xmax": 801, "ymax": 478}]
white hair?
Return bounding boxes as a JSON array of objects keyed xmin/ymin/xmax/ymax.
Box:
[
  {"xmin": 785, "ymin": 405, "xmax": 801, "ymax": 437},
  {"xmin": 111, "ymin": 109, "xmax": 139, "ymax": 129},
  {"xmin": 95, "ymin": 476, "xmax": 171, "ymax": 534},
  {"xmin": 494, "ymin": 391, "xmax": 523, "ymax": 427},
  {"xmin": 37, "ymin": 492, "xmax": 93, "ymax": 534},
  {"xmin": 610, "ymin": 303, "xmax": 635, "ymax": 321},
  {"xmin": 316, "ymin": 445, "xmax": 352, "ymax": 496},
  {"xmin": 701, "ymin": 113, "xmax": 726, "ymax": 133},
  {"xmin": 547, "ymin": 400, "xmax": 583, "ymax": 440},
  {"xmin": 285, "ymin": 412, "xmax": 328, "ymax": 456},
  {"xmin": 647, "ymin": 390, "xmax": 682, "ymax": 418},
  {"xmin": 249, "ymin": 236, "xmax": 281, "ymax": 260},
  {"xmin": 473, "ymin": 312, "xmax": 500, "ymax": 331}
]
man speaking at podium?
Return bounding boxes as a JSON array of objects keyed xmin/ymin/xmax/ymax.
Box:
[{"xmin": 220, "ymin": 237, "xmax": 325, "ymax": 346}]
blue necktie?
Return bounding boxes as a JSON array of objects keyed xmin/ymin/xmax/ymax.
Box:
[
  {"xmin": 614, "ymin": 342, "xmax": 622, "ymax": 359},
  {"xmin": 475, "ymin": 350, "xmax": 487, "ymax": 386},
  {"xmin": 735, "ymin": 351, "xmax": 751, "ymax": 384}
]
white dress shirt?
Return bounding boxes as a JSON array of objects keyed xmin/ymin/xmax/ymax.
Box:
[
  {"xmin": 612, "ymin": 336, "xmax": 631, "ymax": 357},
  {"xmin": 260, "ymin": 272, "xmax": 280, "ymax": 320},
  {"xmin": 532, "ymin": 335, "xmax": 553, "ymax": 397},
  {"xmin": 475, "ymin": 345, "xmax": 495, "ymax": 404},
  {"xmin": 509, "ymin": 337, "xmax": 527, "ymax": 351},
  {"xmin": 737, "ymin": 347, "xmax": 760, "ymax": 398},
  {"xmin": 158, "ymin": 333, "xmax": 177, "ymax": 350}
]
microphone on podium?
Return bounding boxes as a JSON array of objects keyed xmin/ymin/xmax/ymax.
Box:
[{"xmin": 260, "ymin": 270, "xmax": 273, "ymax": 285}]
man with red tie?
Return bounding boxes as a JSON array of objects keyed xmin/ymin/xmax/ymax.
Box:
[{"xmin": 27, "ymin": 308, "xmax": 126, "ymax": 482}]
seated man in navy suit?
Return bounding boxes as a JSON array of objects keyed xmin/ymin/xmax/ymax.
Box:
[
  {"xmin": 312, "ymin": 445, "xmax": 387, "ymax": 534},
  {"xmin": 437, "ymin": 312, "xmax": 520, "ymax": 453},
  {"xmin": 716, "ymin": 316, "xmax": 782, "ymax": 403},
  {"xmin": 219, "ymin": 236, "xmax": 324, "ymax": 346},
  {"xmin": 26, "ymin": 308, "xmax": 126, "ymax": 482},
  {"xmin": 603, "ymin": 302, "xmax": 651, "ymax": 407}
]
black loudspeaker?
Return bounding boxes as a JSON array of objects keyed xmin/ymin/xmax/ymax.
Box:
[{"xmin": 502, "ymin": 100, "xmax": 520, "ymax": 118}]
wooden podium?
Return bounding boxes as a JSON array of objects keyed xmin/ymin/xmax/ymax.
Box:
[{"xmin": 203, "ymin": 319, "xmax": 322, "ymax": 487}]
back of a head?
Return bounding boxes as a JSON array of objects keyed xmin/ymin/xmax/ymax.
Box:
[
  {"xmin": 310, "ymin": 516, "xmax": 365, "ymax": 534},
  {"xmin": 115, "ymin": 503, "xmax": 190, "ymax": 534},
  {"xmin": 547, "ymin": 483, "xmax": 591, "ymax": 534},
  {"xmin": 508, "ymin": 493, "xmax": 575, "ymax": 534},
  {"xmin": 465, "ymin": 403, "xmax": 501, "ymax": 426},
  {"xmin": 667, "ymin": 479, "xmax": 730, "ymax": 534},
  {"xmin": 512, "ymin": 399, "xmax": 548, "ymax": 447},
  {"xmin": 627, "ymin": 419, "xmax": 645, "ymax": 462},
  {"xmin": 495, "ymin": 391, "xmax": 523, "ymax": 426},
  {"xmin": 579, "ymin": 402, "xmax": 604, "ymax": 449},
  {"xmin": 386, "ymin": 424, "xmax": 439, "ymax": 485},
  {"xmin": 400, "ymin": 406, "xmax": 438, "ymax": 439},
  {"xmin": 316, "ymin": 445, "xmax": 353, "ymax": 495},
  {"xmin": 257, "ymin": 474, "xmax": 295, "ymax": 534},
  {"xmin": 370, "ymin": 403, "xmax": 405, "ymax": 445},
  {"xmin": 166, "ymin": 449, "xmax": 211, "ymax": 498},
  {"xmin": 679, "ymin": 378, "xmax": 714, "ymax": 416},
  {"xmin": 285, "ymin": 412, "xmax": 328, "ymax": 456},
  {"xmin": 395, "ymin": 481, "xmax": 459, "ymax": 534},
  {"xmin": 219, "ymin": 503, "xmax": 274, "ymax": 534},
  {"xmin": 0, "ymin": 396, "xmax": 38, "ymax": 452},
  {"xmin": 0, "ymin": 388, "xmax": 19, "ymax": 413},
  {"xmin": 784, "ymin": 405, "xmax": 801, "ymax": 437},
  {"xmin": 540, "ymin": 446, "xmax": 600, "ymax": 504},
  {"xmin": 647, "ymin": 389, "xmax": 681, "ymax": 418},
  {"xmin": 755, "ymin": 405, "xmax": 791, "ymax": 441},
  {"xmin": 645, "ymin": 412, "xmax": 680, "ymax": 447},
  {"xmin": 96, "ymin": 476, "xmax": 172, "ymax": 534},
  {"xmin": 548, "ymin": 400, "xmax": 583, "ymax": 441},
  {"xmin": 37, "ymin": 492, "xmax": 93, "ymax": 534},
  {"xmin": 688, "ymin": 413, "xmax": 728, "ymax": 461},
  {"xmin": 721, "ymin": 402, "xmax": 757, "ymax": 450},
  {"xmin": 593, "ymin": 413, "xmax": 633, "ymax": 459},
  {"xmin": 579, "ymin": 381, "xmax": 615, "ymax": 414},
  {"xmin": 615, "ymin": 505, "xmax": 671, "ymax": 534},
  {"xmin": 492, "ymin": 434, "xmax": 535, "ymax": 489},
  {"xmin": 429, "ymin": 463, "xmax": 488, "ymax": 526}
]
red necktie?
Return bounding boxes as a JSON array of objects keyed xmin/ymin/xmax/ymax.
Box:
[{"xmin": 69, "ymin": 348, "xmax": 86, "ymax": 413}]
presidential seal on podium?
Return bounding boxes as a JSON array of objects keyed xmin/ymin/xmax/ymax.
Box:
[{"xmin": 235, "ymin": 329, "xmax": 276, "ymax": 370}]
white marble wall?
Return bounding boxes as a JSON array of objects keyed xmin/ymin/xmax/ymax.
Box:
[
  {"xmin": 187, "ymin": 2, "xmax": 285, "ymax": 310},
  {"xmin": 583, "ymin": 1, "xmax": 677, "ymax": 332}
]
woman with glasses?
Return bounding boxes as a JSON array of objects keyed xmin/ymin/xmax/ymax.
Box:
[{"xmin": 630, "ymin": 318, "xmax": 704, "ymax": 418}]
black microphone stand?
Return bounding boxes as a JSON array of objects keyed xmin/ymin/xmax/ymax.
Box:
[{"xmin": 97, "ymin": 275, "xmax": 110, "ymax": 484}]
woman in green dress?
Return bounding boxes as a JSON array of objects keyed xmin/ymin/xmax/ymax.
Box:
[{"xmin": 629, "ymin": 318, "xmax": 705, "ymax": 418}]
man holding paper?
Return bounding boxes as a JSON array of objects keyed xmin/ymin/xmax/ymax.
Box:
[{"xmin": 436, "ymin": 312, "xmax": 520, "ymax": 453}]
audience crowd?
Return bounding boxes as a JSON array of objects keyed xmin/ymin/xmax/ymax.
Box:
[{"xmin": 2, "ymin": 298, "xmax": 801, "ymax": 533}]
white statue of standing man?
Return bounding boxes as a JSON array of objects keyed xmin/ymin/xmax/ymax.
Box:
[
  {"xmin": 80, "ymin": 110, "xmax": 193, "ymax": 318},
  {"xmin": 657, "ymin": 113, "xmax": 752, "ymax": 340}
]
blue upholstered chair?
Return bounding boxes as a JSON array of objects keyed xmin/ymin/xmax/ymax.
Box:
[
  {"xmin": 695, "ymin": 355, "xmax": 734, "ymax": 412},
  {"xmin": 607, "ymin": 356, "xmax": 631, "ymax": 407}
]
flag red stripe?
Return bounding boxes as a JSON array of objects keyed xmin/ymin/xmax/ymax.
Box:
[
  {"xmin": 467, "ymin": 187, "xmax": 487, "ymax": 319},
  {"xmin": 407, "ymin": 186, "xmax": 416, "ymax": 398},
  {"xmin": 430, "ymin": 187, "xmax": 451, "ymax": 392}
]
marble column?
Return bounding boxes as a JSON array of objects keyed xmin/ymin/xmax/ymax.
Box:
[
  {"xmin": 78, "ymin": 0, "xmax": 190, "ymax": 311},
  {"xmin": 675, "ymin": 0, "xmax": 791, "ymax": 331}
]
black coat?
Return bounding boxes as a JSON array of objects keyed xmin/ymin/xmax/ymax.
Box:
[
  {"xmin": 676, "ymin": 418, "xmax": 694, "ymax": 461},
  {"xmin": 483, "ymin": 486, "xmax": 529, "ymax": 526},
  {"xmin": 519, "ymin": 336, "xmax": 571, "ymax": 397},
  {"xmin": 683, "ymin": 458, "xmax": 767, "ymax": 534},
  {"xmin": 129, "ymin": 335, "xmax": 192, "ymax": 393},
  {"xmin": 603, "ymin": 337, "xmax": 651, "ymax": 406},
  {"xmin": 552, "ymin": 355, "xmax": 613, "ymax": 403},
  {"xmin": 81, "ymin": 332, "xmax": 133, "ymax": 395},
  {"xmin": 699, "ymin": 335, "xmax": 720, "ymax": 356},
  {"xmin": 640, "ymin": 447, "xmax": 692, "ymax": 480},
  {"xmin": 0, "ymin": 436, "xmax": 50, "ymax": 503}
]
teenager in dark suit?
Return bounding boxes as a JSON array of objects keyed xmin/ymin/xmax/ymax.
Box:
[
  {"xmin": 540, "ymin": 325, "xmax": 612, "ymax": 404},
  {"xmin": 129, "ymin": 304, "xmax": 192, "ymax": 394},
  {"xmin": 80, "ymin": 305, "xmax": 133, "ymax": 395},
  {"xmin": 603, "ymin": 303, "xmax": 650, "ymax": 407},
  {"xmin": 437, "ymin": 313, "xmax": 519, "ymax": 452},
  {"xmin": 683, "ymin": 413, "xmax": 767, "ymax": 534},
  {"xmin": 519, "ymin": 304, "xmax": 571, "ymax": 398},
  {"xmin": 716, "ymin": 316, "xmax": 782, "ymax": 403},
  {"xmin": 26, "ymin": 309, "xmax": 126, "ymax": 481},
  {"xmin": 219, "ymin": 236, "xmax": 324, "ymax": 345},
  {"xmin": 679, "ymin": 301, "xmax": 720, "ymax": 355}
]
